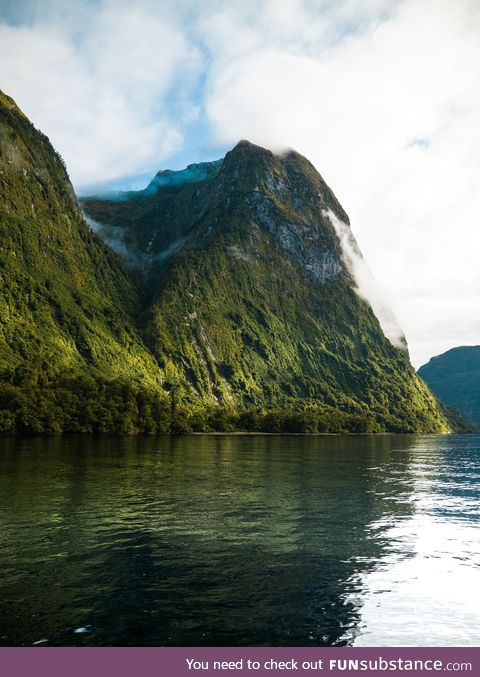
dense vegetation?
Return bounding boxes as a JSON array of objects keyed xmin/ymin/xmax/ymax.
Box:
[
  {"xmin": 0, "ymin": 91, "xmax": 161, "ymax": 386},
  {"xmin": 0, "ymin": 371, "xmax": 449, "ymax": 435},
  {"xmin": 0, "ymin": 89, "xmax": 458, "ymax": 434},
  {"xmin": 419, "ymin": 347, "xmax": 480, "ymax": 430}
]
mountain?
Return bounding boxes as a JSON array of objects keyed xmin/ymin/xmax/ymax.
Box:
[
  {"xmin": 0, "ymin": 90, "xmax": 168, "ymax": 432},
  {"xmin": 419, "ymin": 347, "xmax": 480, "ymax": 430},
  {"xmin": 0, "ymin": 89, "xmax": 451, "ymax": 433},
  {"xmin": 82, "ymin": 142, "xmax": 449, "ymax": 433}
]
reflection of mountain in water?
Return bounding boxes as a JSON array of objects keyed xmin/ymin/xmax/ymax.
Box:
[{"xmin": 1, "ymin": 435, "xmax": 477, "ymax": 646}]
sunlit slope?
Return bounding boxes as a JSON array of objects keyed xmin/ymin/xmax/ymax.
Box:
[{"xmin": 0, "ymin": 89, "xmax": 161, "ymax": 386}]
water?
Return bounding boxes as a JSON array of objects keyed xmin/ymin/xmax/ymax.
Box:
[{"xmin": 0, "ymin": 434, "xmax": 479, "ymax": 647}]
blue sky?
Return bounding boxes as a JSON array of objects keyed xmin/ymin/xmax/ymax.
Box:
[{"xmin": 1, "ymin": 0, "xmax": 479, "ymax": 366}]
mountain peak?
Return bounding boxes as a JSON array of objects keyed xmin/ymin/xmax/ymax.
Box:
[
  {"xmin": 82, "ymin": 139, "xmax": 349, "ymax": 281},
  {"xmin": 143, "ymin": 141, "xmax": 278, "ymax": 196},
  {"xmin": 220, "ymin": 139, "xmax": 279, "ymax": 179},
  {"xmin": 229, "ymin": 139, "xmax": 275, "ymax": 156},
  {"xmin": 233, "ymin": 139, "xmax": 262, "ymax": 150}
]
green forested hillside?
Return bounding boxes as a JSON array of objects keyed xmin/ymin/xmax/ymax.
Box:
[
  {"xmin": 0, "ymin": 90, "xmax": 453, "ymax": 433},
  {"xmin": 0, "ymin": 90, "xmax": 168, "ymax": 431},
  {"xmin": 0, "ymin": 90, "xmax": 160, "ymax": 382},
  {"xmin": 419, "ymin": 347, "xmax": 480, "ymax": 430}
]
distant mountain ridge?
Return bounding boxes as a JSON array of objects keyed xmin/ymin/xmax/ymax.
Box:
[
  {"xmin": 419, "ymin": 346, "xmax": 480, "ymax": 429},
  {"xmin": 0, "ymin": 88, "xmax": 453, "ymax": 433}
]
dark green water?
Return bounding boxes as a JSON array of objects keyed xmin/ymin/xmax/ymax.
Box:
[{"xmin": 0, "ymin": 434, "xmax": 479, "ymax": 647}]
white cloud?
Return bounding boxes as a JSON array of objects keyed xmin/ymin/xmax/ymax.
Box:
[{"xmin": 325, "ymin": 209, "xmax": 407, "ymax": 351}]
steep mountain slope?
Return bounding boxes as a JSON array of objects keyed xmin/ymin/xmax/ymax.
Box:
[
  {"xmin": 0, "ymin": 90, "xmax": 168, "ymax": 432},
  {"xmin": 82, "ymin": 141, "xmax": 450, "ymax": 433},
  {"xmin": 0, "ymin": 90, "xmax": 162, "ymax": 382},
  {"xmin": 419, "ymin": 347, "xmax": 480, "ymax": 429}
]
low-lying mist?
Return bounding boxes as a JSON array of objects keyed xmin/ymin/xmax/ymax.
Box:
[
  {"xmin": 83, "ymin": 213, "xmax": 189, "ymax": 273},
  {"xmin": 83, "ymin": 214, "xmax": 142, "ymax": 268},
  {"xmin": 324, "ymin": 209, "xmax": 408, "ymax": 353}
]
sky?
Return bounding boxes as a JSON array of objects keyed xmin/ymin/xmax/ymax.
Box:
[{"xmin": 0, "ymin": 0, "xmax": 479, "ymax": 367}]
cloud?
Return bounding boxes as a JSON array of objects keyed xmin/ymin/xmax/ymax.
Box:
[
  {"xmin": 83, "ymin": 214, "xmax": 142, "ymax": 268},
  {"xmin": 325, "ymin": 209, "xmax": 407, "ymax": 351}
]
